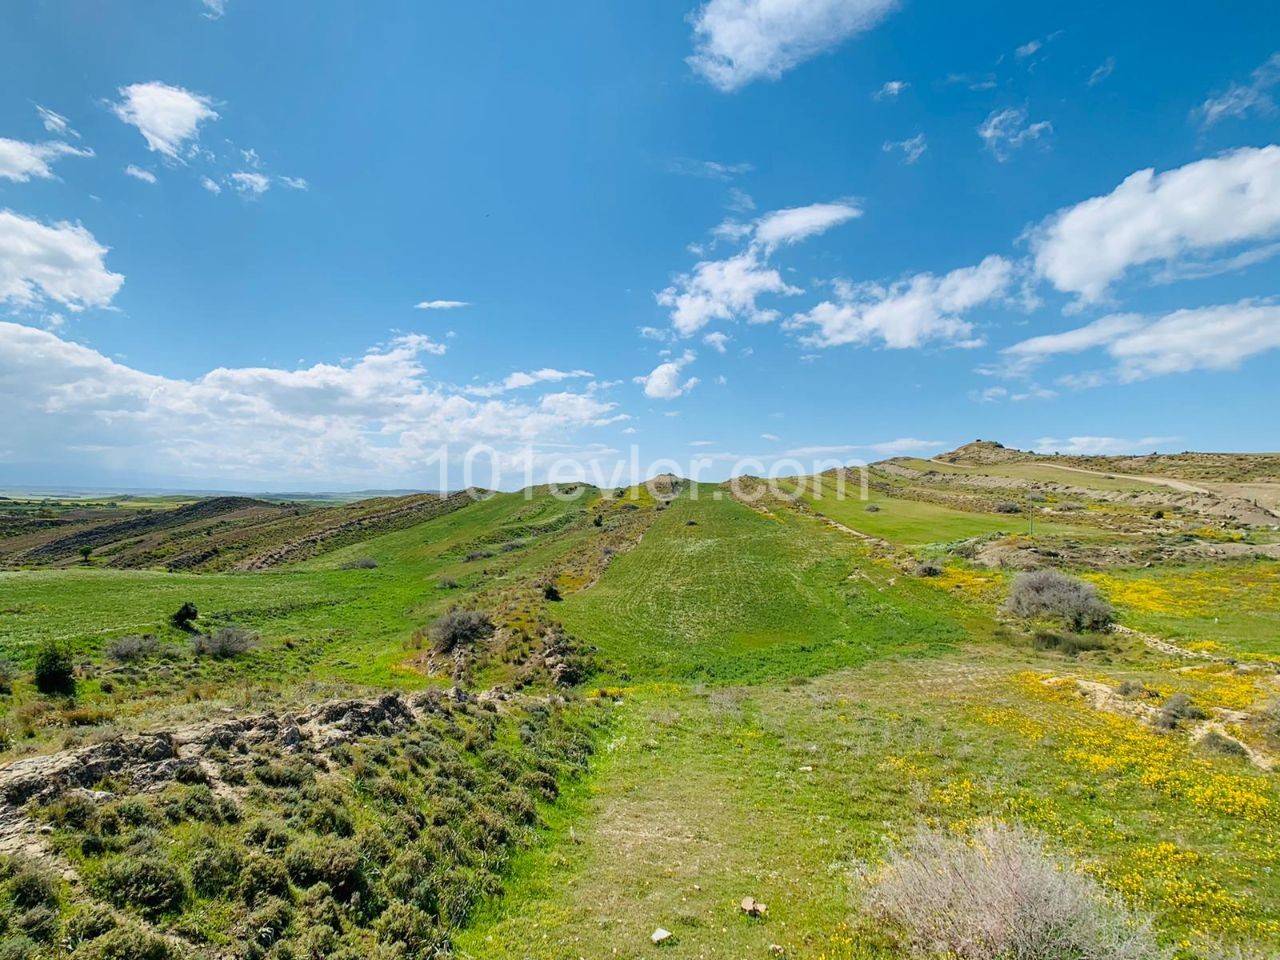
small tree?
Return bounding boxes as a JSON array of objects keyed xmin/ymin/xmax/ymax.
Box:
[
  {"xmin": 171, "ymin": 602, "xmax": 198, "ymax": 631},
  {"xmin": 33, "ymin": 640, "xmax": 75, "ymax": 696},
  {"xmin": 1003, "ymin": 570, "xmax": 1113, "ymax": 632},
  {"xmin": 78, "ymin": 545, "xmax": 93, "ymax": 564}
]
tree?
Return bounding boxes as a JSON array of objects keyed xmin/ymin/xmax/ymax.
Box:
[
  {"xmin": 79, "ymin": 545, "xmax": 93, "ymax": 563},
  {"xmin": 171, "ymin": 602, "xmax": 198, "ymax": 631},
  {"xmin": 33, "ymin": 639, "xmax": 75, "ymax": 696}
]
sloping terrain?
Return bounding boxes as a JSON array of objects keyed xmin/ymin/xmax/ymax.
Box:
[{"xmin": 0, "ymin": 457, "xmax": 1278, "ymax": 959}]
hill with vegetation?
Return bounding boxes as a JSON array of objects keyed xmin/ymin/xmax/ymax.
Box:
[{"xmin": 0, "ymin": 449, "xmax": 1278, "ymax": 959}]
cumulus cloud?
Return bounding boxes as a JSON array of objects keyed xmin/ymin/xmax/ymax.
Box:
[
  {"xmin": 1197, "ymin": 53, "xmax": 1280, "ymax": 127},
  {"xmin": 0, "ymin": 323, "xmax": 625, "ymax": 486},
  {"xmin": 875, "ymin": 80, "xmax": 908, "ymax": 99},
  {"xmin": 657, "ymin": 200, "xmax": 860, "ymax": 336},
  {"xmin": 978, "ymin": 107, "xmax": 1052, "ymax": 160},
  {"xmin": 414, "ymin": 300, "xmax": 469, "ymax": 310},
  {"xmin": 0, "ymin": 211, "xmax": 124, "ymax": 312},
  {"xmin": 0, "ymin": 138, "xmax": 93, "ymax": 182},
  {"xmin": 787, "ymin": 255, "xmax": 1014, "ymax": 349},
  {"xmin": 124, "ymin": 164, "xmax": 157, "ymax": 184},
  {"xmin": 466, "ymin": 368, "xmax": 594, "ymax": 397},
  {"xmin": 883, "ymin": 133, "xmax": 927, "ymax": 164},
  {"xmin": 110, "ymin": 82, "xmax": 219, "ymax": 159},
  {"xmin": 1000, "ymin": 300, "xmax": 1280, "ymax": 383},
  {"xmin": 1029, "ymin": 146, "xmax": 1280, "ymax": 302},
  {"xmin": 634, "ymin": 351, "xmax": 698, "ymax": 399},
  {"xmin": 703, "ymin": 331, "xmax": 730, "ymax": 353},
  {"xmin": 687, "ymin": 0, "xmax": 899, "ymax": 92}
]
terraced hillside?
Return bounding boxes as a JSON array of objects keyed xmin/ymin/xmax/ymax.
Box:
[{"xmin": 0, "ymin": 458, "xmax": 1278, "ymax": 959}]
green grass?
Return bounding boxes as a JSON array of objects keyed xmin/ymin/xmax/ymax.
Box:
[
  {"xmin": 789, "ymin": 475, "xmax": 1087, "ymax": 546},
  {"xmin": 556, "ymin": 489, "xmax": 970, "ymax": 684}
]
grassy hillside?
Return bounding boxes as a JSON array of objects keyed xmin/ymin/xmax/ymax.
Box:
[{"xmin": 1, "ymin": 464, "xmax": 1278, "ymax": 959}]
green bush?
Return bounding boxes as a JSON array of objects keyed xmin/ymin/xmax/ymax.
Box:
[
  {"xmin": 238, "ymin": 854, "xmax": 291, "ymax": 907},
  {"xmin": 284, "ymin": 837, "xmax": 363, "ymax": 901},
  {"xmin": 0, "ymin": 936, "xmax": 37, "ymax": 960},
  {"xmin": 96, "ymin": 855, "xmax": 187, "ymax": 919},
  {"xmin": 189, "ymin": 840, "xmax": 243, "ymax": 897},
  {"xmin": 70, "ymin": 922, "xmax": 175, "ymax": 960},
  {"xmin": 32, "ymin": 640, "xmax": 75, "ymax": 696}
]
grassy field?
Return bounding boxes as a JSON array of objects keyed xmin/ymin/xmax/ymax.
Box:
[{"xmin": 2, "ymin": 477, "xmax": 1278, "ymax": 959}]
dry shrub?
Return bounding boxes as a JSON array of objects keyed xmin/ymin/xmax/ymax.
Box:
[
  {"xmin": 862, "ymin": 821, "xmax": 1169, "ymax": 960},
  {"xmin": 192, "ymin": 627, "xmax": 257, "ymax": 659},
  {"xmin": 429, "ymin": 609, "xmax": 494, "ymax": 653},
  {"xmin": 104, "ymin": 635, "xmax": 157, "ymax": 663},
  {"xmin": 1003, "ymin": 570, "xmax": 1113, "ymax": 632}
]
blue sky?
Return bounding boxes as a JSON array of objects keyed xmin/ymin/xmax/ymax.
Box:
[{"xmin": 1, "ymin": 0, "xmax": 1277, "ymax": 490}]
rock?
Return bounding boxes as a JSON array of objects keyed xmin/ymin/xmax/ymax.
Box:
[
  {"xmin": 740, "ymin": 896, "xmax": 767, "ymax": 917},
  {"xmin": 651, "ymin": 927, "xmax": 673, "ymax": 945},
  {"xmin": 769, "ymin": 946, "xmax": 785, "ymax": 957}
]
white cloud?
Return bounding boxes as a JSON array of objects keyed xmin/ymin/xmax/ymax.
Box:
[
  {"xmin": 883, "ymin": 133, "xmax": 927, "ymax": 164},
  {"xmin": 634, "ymin": 351, "xmax": 698, "ymax": 399},
  {"xmin": 0, "ymin": 210, "xmax": 124, "ymax": 312},
  {"xmin": 875, "ymin": 80, "xmax": 908, "ymax": 99},
  {"xmin": 111, "ymin": 82, "xmax": 219, "ymax": 159},
  {"xmin": 200, "ymin": 176, "xmax": 222, "ymax": 195},
  {"xmin": 668, "ymin": 158, "xmax": 754, "ymax": 180},
  {"xmin": 1197, "ymin": 53, "xmax": 1280, "ymax": 127},
  {"xmin": 659, "ymin": 250, "xmax": 799, "ymax": 335},
  {"xmin": 657, "ymin": 201, "xmax": 860, "ymax": 336},
  {"xmin": 1000, "ymin": 300, "xmax": 1280, "ymax": 383},
  {"xmin": 0, "ymin": 138, "xmax": 93, "ymax": 182},
  {"xmin": 688, "ymin": 0, "xmax": 899, "ymax": 92},
  {"xmin": 279, "ymin": 176, "xmax": 308, "ymax": 191},
  {"xmin": 1029, "ymin": 146, "xmax": 1280, "ymax": 302},
  {"xmin": 753, "ymin": 201, "xmax": 862, "ymax": 249},
  {"xmin": 414, "ymin": 300, "xmax": 470, "ymax": 310},
  {"xmin": 978, "ymin": 107, "xmax": 1052, "ymax": 161},
  {"xmin": 702, "ymin": 331, "xmax": 731, "ymax": 353},
  {"xmin": 466, "ymin": 368, "xmax": 594, "ymax": 397},
  {"xmin": 788, "ymin": 255, "xmax": 1014, "ymax": 349},
  {"xmin": 784, "ymin": 438, "xmax": 945, "ymax": 458},
  {"xmin": 0, "ymin": 323, "xmax": 626, "ymax": 485},
  {"xmin": 35, "ymin": 105, "xmax": 78, "ymax": 138},
  {"xmin": 201, "ymin": 0, "xmax": 227, "ymax": 17},
  {"xmin": 1031, "ymin": 436, "xmax": 1179, "ymax": 456},
  {"xmin": 124, "ymin": 164, "xmax": 157, "ymax": 184},
  {"xmin": 1015, "ymin": 39, "xmax": 1042, "ymax": 59},
  {"xmin": 230, "ymin": 170, "xmax": 271, "ymax": 195},
  {"xmin": 1088, "ymin": 57, "xmax": 1116, "ymax": 86},
  {"xmin": 761, "ymin": 433, "xmax": 780, "ymax": 442}
]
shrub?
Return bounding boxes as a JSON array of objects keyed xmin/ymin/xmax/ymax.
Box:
[
  {"xmin": 865, "ymin": 503, "xmax": 881, "ymax": 512},
  {"xmin": 429, "ymin": 609, "xmax": 494, "ymax": 653},
  {"xmin": 1156, "ymin": 693, "xmax": 1207, "ymax": 731},
  {"xmin": 239, "ymin": 854, "xmax": 291, "ymax": 906},
  {"xmin": 1032, "ymin": 630, "xmax": 1110, "ymax": 657},
  {"xmin": 1003, "ymin": 570, "xmax": 1113, "ymax": 632},
  {"xmin": 189, "ymin": 841, "xmax": 243, "ymax": 896},
  {"xmin": 863, "ymin": 821, "xmax": 1169, "ymax": 960},
  {"xmin": 192, "ymin": 626, "xmax": 257, "ymax": 659},
  {"xmin": 913, "ymin": 560, "xmax": 943, "ymax": 578},
  {"xmin": 542, "ymin": 583, "xmax": 562, "ymax": 602},
  {"xmin": 464, "ymin": 549, "xmax": 494, "ymax": 562},
  {"xmin": 170, "ymin": 602, "xmax": 198, "ymax": 631},
  {"xmin": 104, "ymin": 635, "xmax": 157, "ymax": 663},
  {"xmin": 70, "ymin": 922, "xmax": 175, "ymax": 960},
  {"xmin": 97, "ymin": 855, "xmax": 187, "ymax": 919},
  {"xmin": 375, "ymin": 902, "xmax": 444, "ymax": 955},
  {"xmin": 32, "ymin": 640, "xmax": 75, "ymax": 696},
  {"xmin": 0, "ymin": 658, "xmax": 16, "ymax": 695},
  {"xmin": 6, "ymin": 860, "xmax": 59, "ymax": 910},
  {"xmin": 438, "ymin": 577, "xmax": 460, "ymax": 590},
  {"xmin": 0, "ymin": 937, "xmax": 36, "ymax": 960},
  {"xmin": 341, "ymin": 557, "xmax": 378, "ymax": 570},
  {"xmin": 284, "ymin": 837, "xmax": 363, "ymax": 901},
  {"xmin": 1200, "ymin": 730, "xmax": 1247, "ymax": 757},
  {"xmin": 994, "ymin": 500, "xmax": 1022, "ymax": 514}
]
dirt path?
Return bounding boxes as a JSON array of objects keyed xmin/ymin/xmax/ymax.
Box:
[{"xmin": 929, "ymin": 458, "xmax": 1212, "ymax": 496}]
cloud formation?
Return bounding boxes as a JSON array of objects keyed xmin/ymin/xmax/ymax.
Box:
[
  {"xmin": 688, "ymin": 0, "xmax": 899, "ymax": 92},
  {"xmin": 1197, "ymin": 52, "xmax": 1280, "ymax": 127},
  {"xmin": 414, "ymin": 300, "xmax": 470, "ymax": 310},
  {"xmin": 0, "ymin": 323, "xmax": 624, "ymax": 486},
  {"xmin": 1000, "ymin": 300, "xmax": 1280, "ymax": 383},
  {"xmin": 883, "ymin": 133, "xmax": 927, "ymax": 164},
  {"xmin": 634, "ymin": 351, "xmax": 698, "ymax": 399},
  {"xmin": 0, "ymin": 211, "xmax": 124, "ymax": 312},
  {"xmin": 978, "ymin": 107, "xmax": 1052, "ymax": 161},
  {"xmin": 788, "ymin": 255, "xmax": 1014, "ymax": 349},
  {"xmin": 0, "ymin": 138, "xmax": 93, "ymax": 182},
  {"xmin": 111, "ymin": 82, "xmax": 219, "ymax": 159},
  {"xmin": 1030, "ymin": 146, "xmax": 1280, "ymax": 302}
]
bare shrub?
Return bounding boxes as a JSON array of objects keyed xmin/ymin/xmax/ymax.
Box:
[
  {"xmin": 1199, "ymin": 730, "xmax": 1247, "ymax": 757},
  {"xmin": 341, "ymin": 557, "xmax": 378, "ymax": 570},
  {"xmin": 1003, "ymin": 570, "xmax": 1113, "ymax": 632},
  {"xmin": 437, "ymin": 577, "xmax": 460, "ymax": 590},
  {"xmin": 1155, "ymin": 692, "xmax": 1206, "ymax": 731},
  {"xmin": 428, "ymin": 609, "xmax": 494, "ymax": 653},
  {"xmin": 192, "ymin": 627, "xmax": 257, "ymax": 659},
  {"xmin": 105, "ymin": 635, "xmax": 158, "ymax": 663},
  {"xmin": 994, "ymin": 500, "xmax": 1022, "ymax": 514},
  {"xmin": 862, "ymin": 821, "xmax": 1169, "ymax": 960}
]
